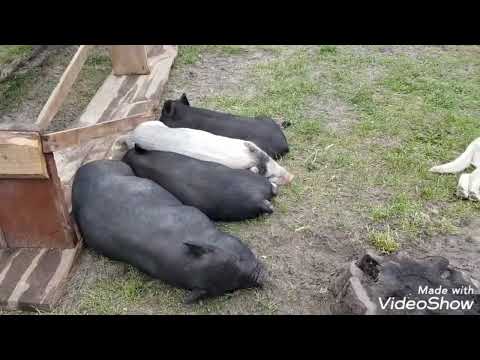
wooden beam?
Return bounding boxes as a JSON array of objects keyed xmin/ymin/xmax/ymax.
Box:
[
  {"xmin": 41, "ymin": 112, "xmax": 155, "ymax": 153},
  {"xmin": 111, "ymin": 45, "xmax": 150, "ymax": 75},
  {"xmin": 0, "ymin": 131, "xmax": 49, "ymax": 179},
  {"xmin": 35, "ymin": 45, "xmax": 93, "ymax": 130}
]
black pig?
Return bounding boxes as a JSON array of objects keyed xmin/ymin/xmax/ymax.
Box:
[
  {"xmin": 159, "ymin": 93, "xmax": 289, "ymax": 159},
  {"xmin": 123, "ymin": 147, "xmax": 277, "ymax": 221},
  {"xmin": 72, "ymin": 160, "xmax": 266, "ymax": 303}
]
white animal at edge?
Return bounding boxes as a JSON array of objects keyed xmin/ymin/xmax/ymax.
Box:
[
  {"xmin": 110, "ymin": 121, "xmax": 294, "ymax": 186},
  {"xmin": 430, "ymin": 137, "xmax": 480, "ymax": 201}
]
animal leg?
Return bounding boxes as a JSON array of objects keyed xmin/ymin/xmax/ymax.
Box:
[
  {"xmin": 184, "ymin": 289, "xmax": 208, "ymax": 304},
  {"xmin": 261, "ymin": 200, "xmax": 274, "ymax": 214},
  {"xmin": 468, "ymin": 168, "xmax": 480, "ymax": 201},
  {"xmin": 271, "ymin": 182, "xmax": 278, "ymax": 196},
  {"xmin": 456, "ymin": 173, "xmax": 470, "ymax": 199}
]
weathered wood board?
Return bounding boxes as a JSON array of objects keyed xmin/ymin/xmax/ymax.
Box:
[
  {"xmin": 41, "ymin": 113, "xmax": 155, "ymax": 153},
  {"xmin": 111, "ymin": 45, "xmax": 150, "ymax": 75},
  {"xmin": 54, "ymin": 45, "xmax": 178, "ymax": 204},
  {"xmin": 0, "ymin": 153, "xmax": 77, "ymax": 249},
  {"xmin": 0, "ymin": 131, "xmax": 49, "ymax": 179},
  {"xmin": 0, "ymin": 241, "xmax": 82, "ymax": 311}
]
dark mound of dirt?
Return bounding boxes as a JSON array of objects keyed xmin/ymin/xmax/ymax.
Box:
[{"xmin": 331, "ymin": 251, "xmax": 480, "ymax": 315}]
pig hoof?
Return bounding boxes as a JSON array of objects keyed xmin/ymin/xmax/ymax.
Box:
[
  {"xmin": 184, "ymin": 289, "xmax": 207, "ymax": 304},
  {"xmin": 249, "ymin": 166, "xmax": 259, "ymax": 174},
  {"xmin": 271, "ymin": 182, "xmax": 278, "ymax": 196},
  {"xmin": 262, "ymin": 200, "xmax": 274, "ymax": 214}
]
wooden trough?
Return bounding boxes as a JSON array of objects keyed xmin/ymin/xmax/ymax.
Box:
[{"xmin": 0, "ymin": 45, "xmax": 177, "ymax": 311}]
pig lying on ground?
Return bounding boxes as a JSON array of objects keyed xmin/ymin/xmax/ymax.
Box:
[
  {"xmin": 72, "ymin": 160, "xmax": 266, "ymax": 303},
  {"xmin": 159, "ymin": 93, "xmax": 289, "ymax": 159},
  {"xmin": 123, "ymin": 147, "xmax": 277, "ymax": 221},
  {"xmin": 130, "ymin": 120, "xmax": 294, "ymax": 186}
]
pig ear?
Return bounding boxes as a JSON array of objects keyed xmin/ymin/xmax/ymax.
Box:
[
  {"xmin": 180, "ymin": 93, "xmax": 190, "ymax": 106},
  {"xmin": 134, "ymin": 144, "xmax": 147, "ymax": 154},
  {"xmin": 162, "ymin": 100, "xmax": 175, "ymax": 117},
  {"xmin": 184, "ymin": 242, "xmax": 211, "ymax": 257}
]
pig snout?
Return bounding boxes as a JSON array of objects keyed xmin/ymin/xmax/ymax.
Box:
[
  {"xmin": 250, "ymin": 262, "xmax": 268, "ymax": 288},
  {"xmin": 284, "ymin": 173, "xmax": 295, "ymax": 185},
  {"xmin": 272, "ymin": 172, "xmax": 294, "ymax": 186}
]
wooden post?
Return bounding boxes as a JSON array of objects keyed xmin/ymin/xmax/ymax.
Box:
[{"xmin": 110, "ymin": 45, "xmax": 150, "ymax": 75}]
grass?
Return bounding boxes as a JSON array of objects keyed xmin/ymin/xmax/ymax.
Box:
[
  {"xmin": 0, "ymin": 46, "xmax": 37, "ymax": 111},
  {"xmin": 368, "ymin": 226, "xmax": 400, "ymax": 254},
  {"xmin": 174, "ymin": 45, "xmax": 249, "ymax": 66},
  {"xmin": 4, "ymin": 45, "xmax": 480, "ymax": 314},
  {"xmin": 0, "ymin": 69, "xmax": 40, "ymax": 112},
  {"xmin": 0, "ymin": 45, "xmax": 33, "ymax": 66},
  {"xmin": 196, "ymin": 44, "xmax": 480, "ymax": 241}
]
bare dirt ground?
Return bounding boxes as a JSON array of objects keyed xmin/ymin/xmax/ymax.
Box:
[{"xmin": 1, "ymin": 45, "xmax": 479, "ymax": 315}]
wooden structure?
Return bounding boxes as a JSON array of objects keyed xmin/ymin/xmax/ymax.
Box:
[{"xmin": 0, "ymin": 45, "xmax": 177, "ymax": 311}]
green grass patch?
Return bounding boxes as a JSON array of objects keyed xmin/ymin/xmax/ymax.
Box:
[
  {"xmin": 368, "ymin": 226, "xmax": 400, "ymax": 254},
  {"xmin": 175, "ymin": 45, "xmax": 249, "ymax": 66},
  {"xmin": 0, "ymin": 68, "xmax": 39, "ymax": 112},
  {"xmin": 317, "ymin": 45, "xmax": 337, "ymax": 56},
  {"xmin": 200, "ymin": 45, "xmax": 480, "ymax": 244},
  {"xmin": 0, "ymin": 45, "xmax": 33, "ymax": 66}
]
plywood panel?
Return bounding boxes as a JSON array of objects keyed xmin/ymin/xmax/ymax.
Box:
[
  {"xmin": 0, "ymin": 153, "xmax": 77, "ymax": 248},
  {"xmin": 0, "ymin": 131, "xmax": 48, "ymax": 179},
  {"xmin": 0, "ymin": 242, "xmax": 82, "ymax": 311}
]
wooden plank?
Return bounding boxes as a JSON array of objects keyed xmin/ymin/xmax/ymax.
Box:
[
  {"xmin": 41, "ymin": 112, "xmax": 155, "ymax": 153},
  {"xmin": 111, "ymin": 45, "xmax": 150, "ymax": 75},
  {"xmin": 0, "ymin": 241, "xmax": 83, "ymax": 311},
  {"xmin": 35, "ymin": 45, "xmax": 93, "ymax": 130},
  {"xmin": 54, "ymin": 45, "xmax": 177, "ymax": 195},
  {"xmin": 0, "ymin": 131, "xmax": 49, "ymax": 179},
  {"xmin": 0, "ymin": 153, "xmax": 77, "ymax": 249}
]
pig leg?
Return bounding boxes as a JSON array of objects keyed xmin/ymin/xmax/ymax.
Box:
[
  {"xmin": 184, "ymin": 288, "xmax": 208, "ymax": 304},
  {"xmin": 468, "ymin": 168, "xmax": 480, "ymax": 201},
  {"xmin": 271, "ymin": 182, "xmax": 278, "ymax": 196},
  {"xmin": 261, "ymin": 200, "xmax": 274, "ymax": 214},
  {"xmin": 249, "ymin": 166, "xmax": 259, "ymax": 174}
]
